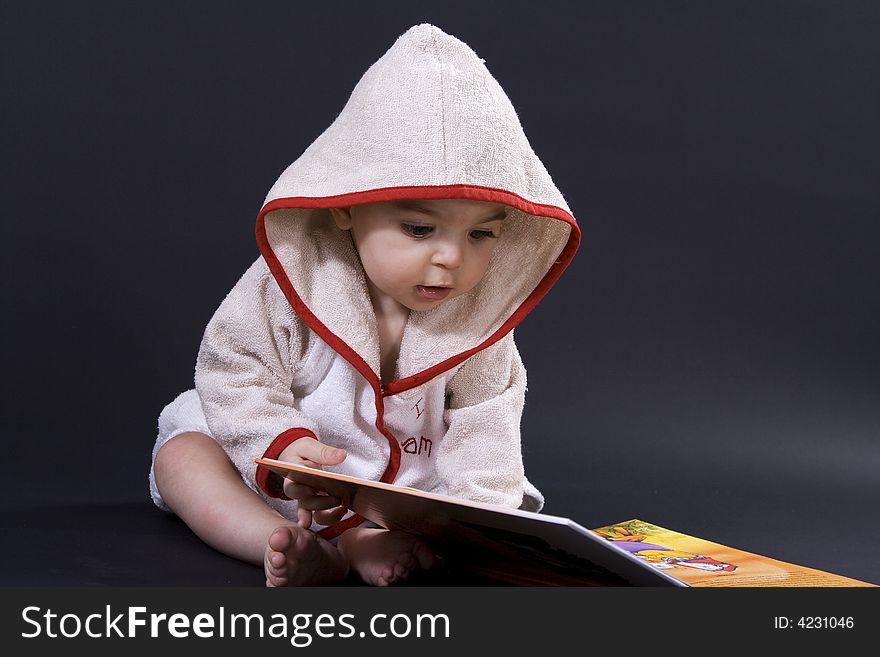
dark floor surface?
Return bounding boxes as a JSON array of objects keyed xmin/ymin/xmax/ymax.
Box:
[{"xmin": 2, "ymin": 492, "xmax": 876, "ymax": 587}]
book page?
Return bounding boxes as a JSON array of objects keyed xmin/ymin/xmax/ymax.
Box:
[
  {"xmin": 255, "ymin": 459, "xmax": 683, "ymax": 586},
  {"xmin": 592, "ymin": 519, "xmax": 875, "ymax": 587}
]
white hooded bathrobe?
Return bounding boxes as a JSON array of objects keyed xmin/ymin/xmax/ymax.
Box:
[{"xmin": 150, "ymin": 24, "xmax": 580, "ymax": 540}]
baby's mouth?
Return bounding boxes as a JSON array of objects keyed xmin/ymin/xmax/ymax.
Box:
[{"xmin": 416, "ymin": 285, "xmax": 452, "ymax": 301}]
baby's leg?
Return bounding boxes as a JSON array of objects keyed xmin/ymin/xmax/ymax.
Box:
[
  {"xmin": 337, "ymin": 527, "xmax": 437, "ymax": 586},
  {"xmin": 153, "ymin": 432, "xmax": 348, "ymax": 586}
]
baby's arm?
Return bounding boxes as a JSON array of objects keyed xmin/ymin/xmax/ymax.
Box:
[
  {"xmin": 436, "ymin": 332, "xmax": 539, "ymax": 509},
  {"xmin": 194, "ymin": 258, "xmax": 326, "ymax": 500}
]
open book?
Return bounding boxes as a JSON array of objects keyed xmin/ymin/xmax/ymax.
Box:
[{"xmin": 256, "ymin": 458, "xmax": 874, "ymax": 587}]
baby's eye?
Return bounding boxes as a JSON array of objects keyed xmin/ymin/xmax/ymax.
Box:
[
  {"xmin": 469, "ymin": 229, "xmax": 498, "ymax": 241},
  {"xmin": 401, "ymin": 223, "xmax": 434, "ymax": 238}
]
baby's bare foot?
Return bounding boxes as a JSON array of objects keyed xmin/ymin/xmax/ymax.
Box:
[
  {"xmin": 264, "ymin": 525, "xmax": 349, "ymax": 587},
  {"xmin": 338, "ymin": 527, "xmax": 437, "ymax": 586}
]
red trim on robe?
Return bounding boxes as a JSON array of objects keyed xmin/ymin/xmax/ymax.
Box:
[{"xmin": 256, "ymin": 428, "xmax": 318, "ymax": 499}]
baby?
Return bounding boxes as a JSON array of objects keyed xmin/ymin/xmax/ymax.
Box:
[{"xmin": 149, "ymin": 24, "xmax": 579, "ymax": 586}]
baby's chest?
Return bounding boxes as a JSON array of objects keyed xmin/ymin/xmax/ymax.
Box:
[{"xmin": 381, "ymin": 378, "xmax": 449, "ymax": 438}]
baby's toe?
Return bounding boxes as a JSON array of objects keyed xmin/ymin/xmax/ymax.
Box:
[
  {"xmin": 266, "ymin": 572, "xmax": 288, "ymax": 587},
  {"xmin": 398, "ymin": 550, "xmax": 417, "ymax": 570},
  {"xmin": 378, "ymin": 564, "xmax": 398, "ymax": 586},
  {"xmin": 412, "ymin": 542, "xmax": 437, "ymax": 570},
  {"xmin": 268, "ymin": 526, "xmax": 294, "ymax": 553},
  {"xmin": 392, "ymin": 561, "xmax": 410, "ymax": 582},
  {"xmin": 268, "ymin": 550, "xmax": 287, "ymax": 570}
]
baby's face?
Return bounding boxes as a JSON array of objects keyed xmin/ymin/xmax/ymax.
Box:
[{"xmin": 330, "ymin": 199, "xmax": 507, "ymax": 311}]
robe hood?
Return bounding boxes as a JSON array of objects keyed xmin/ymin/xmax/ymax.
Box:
[{"xmin": 256, "ymin": 24, "xmax": 580, "ymax": 395}]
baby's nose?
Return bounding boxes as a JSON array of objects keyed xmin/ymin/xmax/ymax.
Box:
[{"xmin": 431, "ymin": 241, "xmax": 464, "ymax": 268}]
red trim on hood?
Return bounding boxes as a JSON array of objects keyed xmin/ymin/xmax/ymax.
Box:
[
  {"xmin": 260, "ymin": 184, "xmax": 578, "ymax": 221},
  {"xmin": 255, "ymin": 184, "xmax": 579, "ymax": 488}
]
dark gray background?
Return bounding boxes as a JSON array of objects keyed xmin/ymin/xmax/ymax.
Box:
[{"xmin": 2, "ymin": 1, "xmax": 878, "ymax": 585}]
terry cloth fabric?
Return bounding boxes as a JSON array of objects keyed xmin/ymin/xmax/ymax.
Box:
[{"xmin": 150, "ymin": 24, "xmax": 580, "ymax": 538}]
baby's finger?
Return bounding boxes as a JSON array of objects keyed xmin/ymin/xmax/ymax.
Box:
[
  {"xmin": 298, "ymin": 493, "xmax": 343, "ymax": 511},
  {"xmin": 297, "ymin": 507, "xmax": 313, "ymax": 529},
  {"xmin": 296, "ymin": 439, "xmax": 347, "ymax": 467},
  {"xmin": 314, "ymin": 506, "xmax": 349, "ymax": 526},
  {"xmin": 283, "ymin": 481, "xmax": 317, "ymax": 500},
  {"xmin": 283, "ymin": 479, "xmax": 316, "ymax": 501}
]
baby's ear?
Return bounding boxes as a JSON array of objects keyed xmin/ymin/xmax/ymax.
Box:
[{"xmin": 329, "ymin": 207, "xmax": 353, "ymax": 230}]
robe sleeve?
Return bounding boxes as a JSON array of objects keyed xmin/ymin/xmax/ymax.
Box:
[
  {"xmin": 194, "ymin": 257, "xmax": 319, "ymax": 498},
  {"xmin": 437, "ymin": 331, "xmax": 543, "ymax": 511}
]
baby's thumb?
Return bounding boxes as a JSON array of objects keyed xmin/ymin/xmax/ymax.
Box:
[{"xmin": 317, "ymin": 445, "xmax": 346, "ymax": 466}]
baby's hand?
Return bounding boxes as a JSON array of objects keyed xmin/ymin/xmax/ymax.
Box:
[{"xmin": 278, "ymin": 438, "xmax": 348, "ymax": 528}]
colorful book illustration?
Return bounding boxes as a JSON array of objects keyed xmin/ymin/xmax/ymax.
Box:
[
  {"xmin": 592, "ymin": 519, "xmax": 873, "ymax": 587},
  {"xmin": 256, "ymin": 458, "xmax": 875, "ymax": 587}
]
